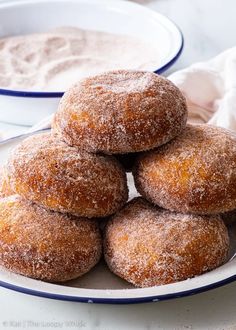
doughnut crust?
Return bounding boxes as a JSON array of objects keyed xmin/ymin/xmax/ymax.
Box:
[
  {"xmin": 52, "ymin": 70, "xmax": 187, "ymax": 154},
  {"xmin": 134, "ymin": 124, "xmax": 236, "ymax": 214},
  {"xmin": 0, "ymin": 167, "xmax": 12, "ymax": 198},
  {"xmin": 0, "ymin": 195, "xmax": 102, "ymax": 282},
  {"xmin": 7, "ymin": 133, "xmax": 128, "ymax": 217},
  {"xmin": 104, "ymin": 198, "xmax": 229, "ymax": 288}
]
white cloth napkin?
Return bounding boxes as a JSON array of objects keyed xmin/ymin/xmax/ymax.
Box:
[
  {"xmin": 169, "ymin": 47, "xmax": 236, "ymax": 130},
  {"xmin": 24, "ymin": 47, "xmax": 236, "ymax": 134}
]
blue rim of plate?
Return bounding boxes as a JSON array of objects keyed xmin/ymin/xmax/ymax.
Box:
[
  {"xmin": 0, "ymin": 26, "xmax": 184, "ymax": 98},
  {"xmin": 0, "ymin": 273, "xmax": 236, "ymax": 304}
]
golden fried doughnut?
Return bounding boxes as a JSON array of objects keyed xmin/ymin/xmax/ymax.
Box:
[
  {"xmin": 7, "ymin": 133, "xmax": 128, "ymax": 217},
  {"xmin": 0, "ymin": 195, "xmax": 102, "ymax": 282},
  {"xmin": 104, "ymin": 198, "xmax": 229, "ymax": 288},
  {"xmin": 134, "ymin": 124, "xmax": 236, "ymax": 214},
  {"xmin": 52, "ymin": 70, "xmax": 187, "ymax": 154}
]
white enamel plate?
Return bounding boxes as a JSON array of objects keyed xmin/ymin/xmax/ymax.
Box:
[{"xmin": 0, "ymin": 131, "xmax": 236, "ymax": 304}]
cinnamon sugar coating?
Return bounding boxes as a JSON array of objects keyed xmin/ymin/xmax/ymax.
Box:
[
  {"xmin": 0, "ymin": 195, "xmax": 102, "ymax": 282},
  {"xmin": 0, "ymin": 167, "xmax": 12, "ymax": 198},
  {"xmin": 134, "ymin": 124, "xmax": 236, "ymax": 214},
  {"xmin": 104, "ymin": 198, "xmax": 229, "ymax": 288},
  {"xmin": 7, "ymin": 133, "xmax": 128, "ymax": 217},
  {"xmin": 52, "ymin": 70, "xmax": 187, "ymax": 154}
]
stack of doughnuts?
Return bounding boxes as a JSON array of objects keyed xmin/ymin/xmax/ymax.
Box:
[
  {"xmin": 0, "ymin": 70, "xmax": 233, "ymax": 288},
  {"xmin": 104, "ymin": 124, "xmax": 233, "ymax": 287},
  {"xmin": 0, "ymin": 130, "xmax": 128, "ymax": 282}
]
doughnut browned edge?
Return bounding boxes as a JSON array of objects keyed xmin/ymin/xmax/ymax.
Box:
[
  {"xmin": 0, "ymin": 195, "xmax": 102, "ymax": 282},
  {"xmin": 52, "ymin": 70, "xmax": 188, "ymax": 154},
  {"xmin": 104, "ymin": 198, "xmax": 230, "ymax": 288},
  {"xmin": 134, "ymin": 124, "xmax": 236, "ymax": 215},
  {"xmin": 6, "ymin": 133, "xmax": 128, "ymax": 218},
  {"xmin": 0, "ymin": 167, "xmax": 12, "ymax": 198}
]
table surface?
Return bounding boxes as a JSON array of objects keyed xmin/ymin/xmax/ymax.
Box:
[{"xmin": 1, "ymin": 0, "xmax": 236, "ymax": 329}]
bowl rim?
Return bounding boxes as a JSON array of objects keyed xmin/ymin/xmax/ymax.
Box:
[{"xmin": 0, "ymin": 0, "xmax": 184, "ymax": 98}]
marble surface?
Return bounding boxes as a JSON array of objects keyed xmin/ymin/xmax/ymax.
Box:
[
  {"xmin": 1, "ymin": 0, "xmax": 236, "ymax": 329},
  {"xmin": 139, "ymin": 0, "xmax": 236, "ymax": 74},
  {"xmin": 1, "ymin": 282, "xmax": 236, "ymax": 330}
]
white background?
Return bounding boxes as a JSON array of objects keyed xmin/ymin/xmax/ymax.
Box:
[{"xmin": 1, "ymin": 1, "xmax": 236, "ymax": 329}]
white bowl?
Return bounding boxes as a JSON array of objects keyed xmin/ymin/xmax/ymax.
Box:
[{"xmin": 0, "ymin": 0, "xmax": 183, "ymax": 126}]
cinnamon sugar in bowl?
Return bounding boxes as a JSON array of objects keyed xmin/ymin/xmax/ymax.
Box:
[{"xmin": 0, "ymin": 0, "xmax": 183, "ymax": 125}]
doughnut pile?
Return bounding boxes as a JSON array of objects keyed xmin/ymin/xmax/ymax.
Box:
[
  {"xmin": 0, "ymin": 69, "xmax": 233, "ymax": 288},
  {"xmin": 0, "ymin": 130, "xmax": 129, "ymax": 281}
]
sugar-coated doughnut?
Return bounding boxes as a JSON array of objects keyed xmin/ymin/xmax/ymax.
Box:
[
  {"xmin": 52, "ymin": 70, "xmax": 187, "ymax": 154},
  {"xmin": 0, "ymin": 195, "xmax": 102, "ymax": 282},
  {"xmin": 7, "ymin": 133, "xmax": 128, "ymax": 218},
  {"xmin": 134, "ymin": 124, "xmax": 236, "ymax": 214},
  {"xmin": 104, "ymin": 198, "xmax": 229, "ymax": 288}
]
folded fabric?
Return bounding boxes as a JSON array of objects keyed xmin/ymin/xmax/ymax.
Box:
[{"xmin": 168, "ymin": 47, "xmax": 236, "ymax": 130}]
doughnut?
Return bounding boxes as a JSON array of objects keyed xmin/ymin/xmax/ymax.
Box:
[
  {"xmin": 134, "ymin": 124, "xmax": 236, "ymax": 214},
  {"xmin": 52, "ymin": 70, "xmax": 187, "ymax": 154},
  {"xmin": 7, "ymin": 132, "xmax": 128, "ymax": 218},
  {"xmin": 0, "ymin": 195, "xmax": 102, "ymax": 282},
  {"xmin": 104, "ymin": 197, "xmax": 229, "ymax": 288}
]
